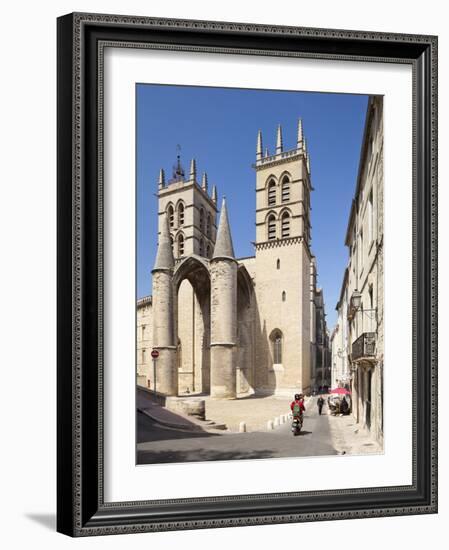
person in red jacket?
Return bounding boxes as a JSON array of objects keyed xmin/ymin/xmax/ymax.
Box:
[{"xmin": 290, "ymin": 393, "xmax": 306, "ymax": 418}]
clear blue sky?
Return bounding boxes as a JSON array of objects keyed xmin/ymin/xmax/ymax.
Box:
[{"xmin": 136, "ymin": 84, "xmax": 368, "ymax": 328}]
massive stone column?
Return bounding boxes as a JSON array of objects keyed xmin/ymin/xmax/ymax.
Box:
[
  {"xmin": 152, "ymin": 214, "xmax": 177, "ymax": 395},
  {"xmin": 210, "ymin": 198, "xmax": 237, "ymax": 398}
]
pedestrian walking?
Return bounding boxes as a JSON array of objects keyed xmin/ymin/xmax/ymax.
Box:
[{"xmin": 317, "ymin": 396, "xmax": 325, "ymax": 415}]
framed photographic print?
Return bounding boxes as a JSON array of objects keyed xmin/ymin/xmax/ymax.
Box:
[{"xmin": 57, "ymin": 12, "xmax": 438, "ymax": 536}]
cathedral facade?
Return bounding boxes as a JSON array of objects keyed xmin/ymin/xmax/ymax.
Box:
[{"xmin": 137, "ymin": 121, "xmax": 325, "ymax": 398}]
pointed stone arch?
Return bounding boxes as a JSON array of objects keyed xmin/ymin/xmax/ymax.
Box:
[
  {"xmin": 173, "ymin": 255, "xmax": 211, "ymax": 394},
  {"xmin": 264, "ymin": 174, "xmax": 278, "ymax": 188},
  {"xmin": 173, "ymin": 254, "xmax": 211, "ymax": 290}
]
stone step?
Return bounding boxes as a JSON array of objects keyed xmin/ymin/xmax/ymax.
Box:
[{"xmin": 207, "ymin": 422, "xmax": 228, "ymax": 430}]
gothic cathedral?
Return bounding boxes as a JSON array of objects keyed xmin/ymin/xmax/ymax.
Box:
[{"xmin": 137, "ymin": 120, "xmax": 320, "ymax": 398}]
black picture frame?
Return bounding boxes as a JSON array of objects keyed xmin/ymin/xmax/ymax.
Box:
[{"xmin": 57, "ymin": 12, "xmax": 438, "ymax": 536}]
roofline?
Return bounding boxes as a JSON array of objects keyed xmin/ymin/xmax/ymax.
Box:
[
  {"xmin": 335, "ymin": 267, "xmax": 349, "ymax": 311},
  {"xmin": 137, "ymin": 296, "xmax": 152, "ymax": 307},
  {"xmin": 237, "ymin": 255, "xmax": 256, "ymax": 261},
  {"xmin": 344, "ymin": 95, "xmax": 376, "ymax": 246}
]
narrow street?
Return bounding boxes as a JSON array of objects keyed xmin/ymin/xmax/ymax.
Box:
[{"xmin": 137, "ymin": 397, "xmax": 337, "ymax": 464}]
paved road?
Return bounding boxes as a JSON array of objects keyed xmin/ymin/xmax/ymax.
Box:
[{"xmin": 137, "ymin": 398, "xmax": 337, "ymax": 464}]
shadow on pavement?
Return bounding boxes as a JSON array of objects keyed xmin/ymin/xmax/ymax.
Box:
[
  {"xmin": 296, "ymin": 430, "xmax": 313, "ymax": 436},
  {"xmin": 137, "ymin": 448, "xmax": 274, "ymax": 465},
  {"xmin": 137, "ymin": 411, "xmax": 221, "ymax": 444}
]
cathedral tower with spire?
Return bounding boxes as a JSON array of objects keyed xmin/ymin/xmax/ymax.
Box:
[{"xmin": 252, "ymin": 120, "xmax": 313, "ymax": 394}]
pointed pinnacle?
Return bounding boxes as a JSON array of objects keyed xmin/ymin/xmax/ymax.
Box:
[
  {"xmin": 256, "ymin": 129, "xmax": 263, "ymax": 160},
  {"xmin": 202, "ymin": 172, "xmax": 208, "ymax": 191},
  {"xmin": 297, "ymin": 118, "xmax": 304, "ymax": 148},
  {"xmin": 190, "ymin": 158, "xmax": 197, "ymax": 182},
  {"xmin": 211, "ymin": 185, "xmax": 217, "ymax": 204},
  {"xmin": 213, "ymin": 197, "xmax": 235, "ymax": 260},
  {"xmin": 153, "ymin": 213, "xmax": 174, "ymax": 270},
  {"xmin": 276, "ymin": 124, "xmax": 283, "ymax": 154},
  {"xmin": 265, "ymin": 147, "xmax": 269, "ymax": 158},
  {"xmin": 158, "ymin": 168, "xmax": 165, "ymax": 189}
]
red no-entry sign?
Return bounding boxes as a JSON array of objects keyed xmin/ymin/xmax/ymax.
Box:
[{"xmin": 151, "ymin": 349, "xmax": 159, "ymax": 359}]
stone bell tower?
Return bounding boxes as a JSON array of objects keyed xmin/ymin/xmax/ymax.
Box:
[
  {"xmin": 157, "ymin": 152, "xmax": 218, "ymax": 260},
  {"xmin": 253, "ymin": 120, "xmax": 313, "ymax": 395}
]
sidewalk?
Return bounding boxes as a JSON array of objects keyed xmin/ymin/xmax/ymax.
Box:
[{"xmin": 326, "ymin": 409, "xmax": 383, "ymax": 455}]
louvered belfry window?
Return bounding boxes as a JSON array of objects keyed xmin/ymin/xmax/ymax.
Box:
[
  {"xmin": 178, "ymin": 234, "xmax": 184, "ymax": 256},
  {"xmin": 281, "ymin": 176, "xmax": 290, "ymax": 202},
  {"xmin": 281, "ymin": 212, "xmax": 290, "ymax": 238},
  {"xmin": 267, "ymin": 180, "xmax": 276, "ymax": 206},
  {"xmin": 268, "ymin": 215, "xmax": 276, "ymax": 240}
]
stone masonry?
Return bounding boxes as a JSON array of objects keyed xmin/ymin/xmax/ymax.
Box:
[{"xmin": 137, "ymin": 120, "xmax": 331, "ymax": 399}]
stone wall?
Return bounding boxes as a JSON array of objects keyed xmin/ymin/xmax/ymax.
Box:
[{"xmin": 137, "ymin": 298, "xmax": 153, "ymax": 387}]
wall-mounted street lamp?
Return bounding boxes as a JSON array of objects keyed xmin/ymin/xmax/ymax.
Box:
[{"xmin": 350, "ymin": 290, "xmax": 362, "ymax": 311}]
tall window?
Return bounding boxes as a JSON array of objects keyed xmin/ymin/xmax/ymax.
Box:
[
  {"xmin": 282, "ymin": 291, "xmax": 286, "ymax": 302},
  {"xmin": 167, "ymin": 204, "xmax": 174, "ymax": 228},
  {"xmin": 199, "ymin": 207, "xmax": 205, "ymax": 232},
  {"xmin": 142, "ymin": 349, "xmax": 146, "ymax": 363},
  {"xmin": 369, "ymin": 283, "xmax": 374, "ymax": 309},
  {"xmin": 178, "ymin": 202, "xmax": 185, "ymax": 226},
  {"xmin": 267, "ymin": 214, "xmax": 276, "ymax": 240},
  {"xmin": 281, "ymin": 176, "xmax": 290, "ymax": 202},
  {"xmin": 276, "ymin": 259, "xmax": 280, "ymax": 270},
  {"xmin": 206, "ymin": 213, "xmax": 211, "ymax": 237},
  {"xmin": 206, "ymin": 244, "xmax": 211, "ymax": 258},
  {"xmin": 271, "ymin": 330, "xmax": 283, "ymax": 364},
  {"xmin": 368, "ymin": 188, "xmax": 374, "ymax": 243},
  {"xmin": 199, "ymin": 239, "xmax": 204, "ymax": 256},
  {"xmin": 359, "ymin": 229, "xmax": 364, "ymax": 273},
  {"xmin": 267, "ymin": 180, "xmax": 276, "ymax": 206},
  {"xmin": 177, "ymin": 234, "xmax": 184, "ymax": 257},
  {"xmin": 281, "ymin": 212, "xmax": 290, "ymax": 238},
  {"xmin": 141, "ymin": 325, "xmax": 146, "ymax": 340}
]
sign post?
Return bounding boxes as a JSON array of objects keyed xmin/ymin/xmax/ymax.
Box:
[{"xmin": 151, "ymin": 349, "xmax": 159, "ymax": 394}]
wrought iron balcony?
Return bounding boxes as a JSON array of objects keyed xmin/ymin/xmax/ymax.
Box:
[{"xmin": 352, "ymin": 332, "xmax": 376, "ymax": 362}]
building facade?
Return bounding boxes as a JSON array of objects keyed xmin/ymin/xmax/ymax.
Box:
[
  {"xmin": 331, "ymin": 96, "xmax": 384, "ymax": 444},
  {"xmin": 330, "ymin": 268, "xmax": 351, "ymax": 390},
  {"xmin": 311, "ymin": 286, "xmax": 331, "ymax": 390},
  {"xmin": 137, "ymin": 120, "xmax": 328, "ymax": 399}
]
